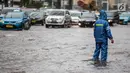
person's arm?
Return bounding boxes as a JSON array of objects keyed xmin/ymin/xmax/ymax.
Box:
[{"xmin": 105, "ymin": 22, "xmax": 114, "ymax": 43}]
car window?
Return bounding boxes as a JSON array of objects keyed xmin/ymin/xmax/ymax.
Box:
[
  {"xmin": 5, "ymin": 12, "xmax": 23, "ymax": 18},
  {"xmin": 70, "ymin": 12, "xmax": 81, "ymax": 17},
  {"xmin": 49, "ymin": 11, "xmax": 65, "ymax": 16},
  {"xmin": 81, "ymin": 13, "xmax": 95, "ymax": 18},
  {"xmin": 120, "ymin": 12, "xmax": 130, "ymax": 17},
  {"xmin": 30, "ymin": 12, "xmax": 41, "ymax": 18},
  {"xmin": 106, "ymin": 12, "xmax": 114, "ymax": 17}
]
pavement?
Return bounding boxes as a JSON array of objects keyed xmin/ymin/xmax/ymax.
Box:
[{"xmin": 0, "ymin": 24, "xmax": 130, "ymax": 73}]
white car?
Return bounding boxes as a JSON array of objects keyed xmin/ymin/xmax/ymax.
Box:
[
  {"xmin": 69, "ymin": 10, "xmax": 81, "ymax": 25},
  {"xmin": 45, "ymin": 9, "xmax": 71, "ymax": 28}
]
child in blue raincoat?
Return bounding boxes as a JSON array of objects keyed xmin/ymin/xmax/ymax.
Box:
[{"xmin": 93, "ymin": 10, "xmax": 114, "ymax": 66}]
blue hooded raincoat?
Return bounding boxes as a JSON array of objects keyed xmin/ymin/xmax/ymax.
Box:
[{"xmin": 93, "ymin": 10, "xmax": 113, "ymax": 61}]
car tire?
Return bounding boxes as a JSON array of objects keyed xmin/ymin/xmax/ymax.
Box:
[
  {"xmin": 23, "ymin": 22, "xmax": 31, "ymax": 30},
  {"xmin": 41, "ymin": 20, "xmax": 44, "ymax": 26},
  {"xmin": 45, "ymin": 24, "xmax": 49, "ymax": 28}
]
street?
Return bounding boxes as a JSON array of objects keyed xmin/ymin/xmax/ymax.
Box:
[{"xmin": 0, "ymin": 25, "xmax": 130, "ymax": 73}]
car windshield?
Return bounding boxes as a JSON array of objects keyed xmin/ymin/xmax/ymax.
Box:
[
  {"xmin": 120, "ymin": 12, "xmax": 130, "ymax": 17},
  {"xmin": 106, "ymin": 12, "xmax": 114, "ymax": 17},
  {"xmin": 81, "ymin": 13, "xmax": 95, "ymax": 18},
  {"xmin": 70, "ymin": 12, "xmax": 81, "ymax": 17},
  {"xmin": 30, "ymin": 12, "xmax": 41, "ymax": 18},
  {"xmin": 5, "ymin": 12, "xmax": 23, "ymax": 18},
  {"xmin": 49, "ymin": 11, "xmax": 64, "ymax": 16},
  {"xmin": 22, "ymin": 9, "xmax": 36, "ymax": 15},
  {"xmin": 1, "ymin": 9, "xmax": 14, "ymax": 14}
]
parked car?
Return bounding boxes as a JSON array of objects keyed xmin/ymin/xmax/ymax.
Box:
[
  {"xmin": 45, "ymin": 9, "xmax": 71, "ymax": 28},
  {"xmin": 0, "ymin": 12, "xmax": 31, "ymax": 30},
  {"xmin": 30, "ymin": 11, "xmax": 45, "ymax": 26},
  {"xmin": 119, "ymin": 12, "xmax": 130, "ymax": 25},
  {"xmin": 79, "ymin": 12, "xmax": 96, "ymax": 27},
  {"xmin": 69, "ymin": 10, "xmax": 81, "ymax": 25},
  {"xmin": 106, "ymin": 11, "xmax": 120, "ymax": 26}
]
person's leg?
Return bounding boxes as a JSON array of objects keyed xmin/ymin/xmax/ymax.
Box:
[
  {"xmin": 93, "ymin": 42, "xmax": 102, "ymax": 66},
  {"xmin": 101, "ymin": 42, "xmax": 108, "ymax": 66}
]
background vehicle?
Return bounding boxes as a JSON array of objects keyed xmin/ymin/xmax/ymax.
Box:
[
  {"xmin": 21, "ymin": 8, "xmax": 37, "ymax": 15},
  {"xmin": 119, "ymin": 12, "xmax": 130, "ymax": 25},
  {"xmin": 30, "ymin": 11, "xmax": 45, "ymax": 26},
  {"xmin": 106, "ymin": 11, "xmax": 119, "ymax": 26},
  {"xmin": 45, "ymin": 9, "xmax": 71, "ymax": 28},
  {"xmin": 0, "ymin": 12, "xmax": 31, "ymax": 30},
  {"xmin": 69, "ymin": 10, "xmax": 81, "ymax": 25},
  {"xmin": 79, "ymin": 12, "xmax": 96, "ymax": 27}
]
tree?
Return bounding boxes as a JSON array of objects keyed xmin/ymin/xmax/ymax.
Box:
[
  {"xmin": 77, "ymin": 0, "xmax": 98, "ymax": 11},
  {"xmin": 20, "ymin": 0, "xmax": 31, "ymax": 7},
  {"xmin": 4, "ymin": 0, "xmax": 8, "ymax": 7}
]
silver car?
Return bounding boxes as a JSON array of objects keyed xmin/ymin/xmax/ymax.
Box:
[
  {"xmin": 69, "ymin": 10, "xmax": 81, "ymax": 25},
  {"xmin": 45, "ymin": 9, "xmax": 71, "ymax": 28}
]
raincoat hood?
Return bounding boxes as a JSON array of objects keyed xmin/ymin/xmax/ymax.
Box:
[{"xmin": 99, "ymin": 10, "xmax": 107, "ymax": 20}]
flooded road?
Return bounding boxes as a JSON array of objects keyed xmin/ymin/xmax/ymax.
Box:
[{"xmin": 0, "ymin": 25, "xmax": 130, "ymax": 73}]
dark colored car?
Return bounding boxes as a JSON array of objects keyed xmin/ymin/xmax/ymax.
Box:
[
  {"xmin": 30, "ymin": 11, "xmax": 45, "ymax": 26},
  {"xmin": 106, "ymin": 11, "xmax": 119, "ymax": 26},
  {"xmin": 21, "ymin": 8, "xmax": 37, "ymax": 15},
  {"xmin": 79, "ymin": 12, "xmax": 96, "ymax": 27}
]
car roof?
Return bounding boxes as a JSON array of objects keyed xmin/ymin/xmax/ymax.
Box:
[
  {"xmin": 7, "ymin": 11, "xmax": 24, "ymax": 14},
  {"xmin": 69, "ymin": 10, "xmax": 81, "ymax": 13},
  {"xmin": 3, "ymin": 7, "xmax": 21, "ymax": 10},
  {"xmin": 46, "ymin": 9, "xmax": 67, "ymax": 12}
]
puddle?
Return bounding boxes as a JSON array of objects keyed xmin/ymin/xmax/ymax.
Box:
[
  {"xmin": 5, "ymin": 34, "xmax": 16, "ymax": 37},
  {"xmin": 0, "ymin": 35, "xmax": 6, "ymax": 38},
  {"xmin": 11, "ymin": 71, "xmax": 26, "ymax": 73},
  {"xmin": 28, "ymin": 38, "xmax": 35, "ymax": 41}
]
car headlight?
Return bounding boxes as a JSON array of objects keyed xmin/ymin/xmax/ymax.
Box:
[
  {"xmin": 0, "ymin": 20, "xmax": 4, "ymax": 23},
  {"xmin": 47, "ymin": 18, "xmax": 52, "ymax": 22},
  {"xmin": 108, "ymin": 20, "xmax": 112, "ymax": 22},
  {"xmin": 57, "ymin": 18, "xmax": 63, "ymax": 22},
  {"xmin": 78, "ymin": 23, "xmax": 81, "ymax": 26},
  {"xmin": 93, "ymin": 20, "xmax": 96, "ymax": 22}
]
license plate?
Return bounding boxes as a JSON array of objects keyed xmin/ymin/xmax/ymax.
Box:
[
  {"xmin": 32, "ymin": 20, "xmax": 36, "ymax": 23},
  {"xmin": 6, "ymin": 25, "xmax": 13, "ymax": 28}
]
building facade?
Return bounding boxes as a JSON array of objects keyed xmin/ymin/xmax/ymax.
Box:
[
  {"xmin": 96, "ymin": 0, "xmax": 130, "ymax": 11},
  {"xmin": 2, "ymin": 0, "xmax": 130, "ymax": 11}
]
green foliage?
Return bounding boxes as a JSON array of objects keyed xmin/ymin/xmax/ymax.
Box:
[{"xmin": 26, "ymin": 1, "xmax": 43, "ymax": 9}]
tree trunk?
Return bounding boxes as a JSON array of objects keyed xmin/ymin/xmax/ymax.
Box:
[{"xmin": 4, "ymin": 0, "xmax": 8, "ymax": 7}]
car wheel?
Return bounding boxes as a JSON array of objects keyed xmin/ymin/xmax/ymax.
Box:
[
  {"xmin": 23, "ymin": 22, "xmax": 31, "ymax": 30},
  {"xmin": 45, "ymin": 25, "xmax": 49, "ymax": 28},
  {"xmin": 41, "ymin": 20, "xmax": 44, "ymax": 26}
]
